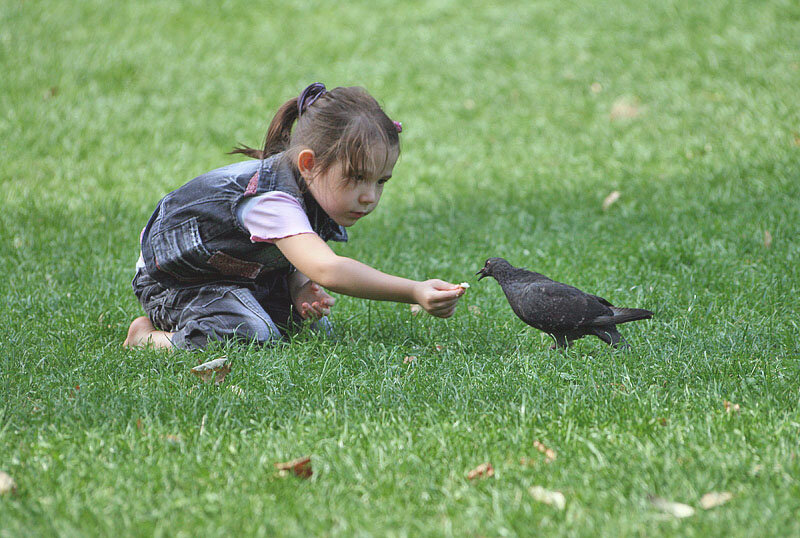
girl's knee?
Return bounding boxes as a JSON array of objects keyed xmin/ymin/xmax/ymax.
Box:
[{"xmin": 232, "ymin": 317, "xmax": 282, "ymax": 344}]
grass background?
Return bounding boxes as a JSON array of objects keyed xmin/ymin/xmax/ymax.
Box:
[{"xmin": 1, "ymin": 0, "xmax": 799, "ymax": 535}]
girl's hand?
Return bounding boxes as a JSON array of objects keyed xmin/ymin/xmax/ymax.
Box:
[
  {"xmin": 413, "ymin": 279, "xmax": 465, "ymax": 318},
  {"xmin": 293, "ymin": 281, "xmax": 335, "ymax": 320}
]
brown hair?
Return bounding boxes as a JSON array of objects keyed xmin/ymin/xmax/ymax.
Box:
[{"xmin": 230, "ymin": 86, "xmax": 400, "ymax": 180}]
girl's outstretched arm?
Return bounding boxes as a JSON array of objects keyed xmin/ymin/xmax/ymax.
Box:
[{"xmin": 275, "ymin": 233, "xmax": 464, "ymax": 318}]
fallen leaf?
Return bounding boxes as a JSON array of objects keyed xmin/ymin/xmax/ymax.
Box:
[
  {"xmin": 403, "ymin": 355, "xmax": 417, "ymax": 364},
  {"xmin": 602, "ymin": 190, "xmax": 621, "ymax": 211},
  {"xmin": 793, "ymin": 134, "xmax": 800, "ymax": 147},
  {"xmin": 529, "ymin": 486, "xmax": 565, "ymax": 510},
  {"xmin": 648, "ymin": 495, "xmax": 695, "ymax": 518},
  {"xmin": 191, "ymin": 357, "xmax": 230, "ymax": 384},
  {"xmin": 763, "ymin": 230, "xmax": 772, "ymax": 248},
  {"xmin": 466, "ymin": 462, "xmax": 494, "ymax": 480},
  {"xmin": 275, "ymin": 456, "xmax": 313, "ymax": 479},
  {"xmin": 700, "ymin": 491, "xmax": 733, "ymax": 509},
  {"xmin": 410, "ymin": 304, "xmax": 422, "ymax": 315},
  {"xmin": 724, "ymin": 400, "xmax": 741, "ymax": 414},
  {"xmin": 0, "ymin": 471, "xmax": 17, "ymax": 495},
  {"xmin": 610, "ymin": 97, "xmax": 641, "ymax": 120},
  {"xmin": 533, "ymin": 440, "xmax": 557, "ymax": 463},
  {"xmin": 468, "ymin": 305, "xmax": 481, "ymax": 315}
]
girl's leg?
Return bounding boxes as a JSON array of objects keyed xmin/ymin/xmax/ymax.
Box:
[{"xmin": 167, "ymin": 285, "xmax": 283, "ymax": 349}]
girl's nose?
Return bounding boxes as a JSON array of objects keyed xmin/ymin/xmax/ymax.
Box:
[{"xmin": 359, "ymin": 187, "xmax": 377, "ymax": 205}]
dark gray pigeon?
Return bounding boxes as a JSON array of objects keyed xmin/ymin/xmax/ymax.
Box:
[{"xmin": 477, "ymin": 257, "xmax": 653, "ymax": 349}]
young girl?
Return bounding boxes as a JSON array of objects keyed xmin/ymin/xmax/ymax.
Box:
[{"xmin": 124, "ymin": 83, "xmax": 465, "ymax": 350}]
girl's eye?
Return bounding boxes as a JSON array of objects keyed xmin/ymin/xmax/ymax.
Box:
[{"xmin": 378, "ymin": 178, "xmax": 389, "ymax": 185}]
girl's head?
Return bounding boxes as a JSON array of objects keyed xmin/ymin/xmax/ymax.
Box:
[{"xmin": 232, "ymin": 83, "xmax": 401, "ymax": 226}]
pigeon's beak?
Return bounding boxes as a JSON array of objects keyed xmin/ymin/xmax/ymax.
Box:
[{"xmin": 476, "ymin": 267, "xmax": 487, "ymax": 280}]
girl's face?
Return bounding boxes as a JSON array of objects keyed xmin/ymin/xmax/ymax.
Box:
[{"xmin": 305, "ymin": 148, "xmax": 399, "ymax": 227}]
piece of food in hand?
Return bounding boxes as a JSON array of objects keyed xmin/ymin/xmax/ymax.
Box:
[{"xmin": 457, "ymin": 282, "xmax": 470, "ymax": 290}]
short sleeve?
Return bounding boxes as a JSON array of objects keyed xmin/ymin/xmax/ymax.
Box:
[{"xmin": 237, "ymin": 191, "xmax": 315, "ymax": 243}]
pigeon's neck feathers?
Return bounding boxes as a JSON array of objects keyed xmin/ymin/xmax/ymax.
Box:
[{"xmin": 492, "ymin": 264, "xmax": 550, "ymax": 285}]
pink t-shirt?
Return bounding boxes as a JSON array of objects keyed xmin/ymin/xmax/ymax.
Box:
[{"xmin": 237, "ymin": 191, "xmax": 314, "ymax": 243}]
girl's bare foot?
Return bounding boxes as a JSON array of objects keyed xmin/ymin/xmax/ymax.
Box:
[{"xmin": 123, "ymin": 316, "xmax": 174, "ymax": 349}]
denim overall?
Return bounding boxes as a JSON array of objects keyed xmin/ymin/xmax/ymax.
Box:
[{"xmin": 133, "ymin": 152, "xmax": 347, "ymax": 349}]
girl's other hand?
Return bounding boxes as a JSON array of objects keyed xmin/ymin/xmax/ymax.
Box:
[
  {"xmin": 294, "ymin": 281, "xmax": 336, "ymax": 320},
  {"xmin": 413, "ymin": 279, "xmax": 465, "ymax": 318}
]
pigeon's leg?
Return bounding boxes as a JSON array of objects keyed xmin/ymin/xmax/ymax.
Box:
[
  {"xmin": 549, "ymin": 333, "xmax": 569, "ymax": 350},
  {"xmin": 592, "ymin": 326, "xmax": 629, "ymax": 349}
]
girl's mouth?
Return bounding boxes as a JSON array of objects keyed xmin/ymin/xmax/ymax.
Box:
[{"xmin": 350, "ymin": 211, "xmax": 367, "ymax": 218}]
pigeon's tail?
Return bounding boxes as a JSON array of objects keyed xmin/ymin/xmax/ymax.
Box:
[{"xmin": 593, "ymin": 307, "xmax": 653, "ymax": 326}]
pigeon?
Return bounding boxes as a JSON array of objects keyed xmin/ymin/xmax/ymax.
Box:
[{"xmin": 476, "ymin": 257, "xmax": 653, "ymax": 349}]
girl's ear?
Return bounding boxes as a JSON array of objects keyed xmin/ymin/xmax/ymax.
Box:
[{"xmin": 297, "ymin": 149, "xmax": 316, "ymax": 179}]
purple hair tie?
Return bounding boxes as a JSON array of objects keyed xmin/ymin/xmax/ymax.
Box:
[
  {"xmin": 298, "ymin": 82, "xmax": 327, "ymax": 116},
  {"xmin": 393, "ymin": 121, "xmax": 402, "ymax": 133}
]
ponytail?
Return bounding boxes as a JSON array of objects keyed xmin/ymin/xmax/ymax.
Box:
[
  {"xmin": 228, "ymin": 97, "xmax": 299, "ymax": 160},
  {"xmin": 230, "ymin": 85, "xmax": 400, "ymax": 179}
]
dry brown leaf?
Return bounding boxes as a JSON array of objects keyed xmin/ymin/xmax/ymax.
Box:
[
  {"xmin": 0, "ymin": 471, "xmax": 17, "ymax": 495},
  {"xmin": 403, "ymin": 355, "xmax": 417, "ymax": 364},
  {"xmin": 533, "ymin": 440, "xmax": 557, "ymax": 463},
  {"xmin": 700, "ymin": 491, "xmax": 733, "ymax": 509},
  {"xmin": 466, "ymin": 462, "xmax": 494, "ymax": 480},
  {"xmin": 610, "ymin": 97, "xmax": 641, "ymax": 120},
  {"xmin": 410, "ymin": 304, "xmax": 422, "ymax": 315},
  {"xmin": 648, "ymin": 495, "xmax": 695, "ymax": 518},
  {"xmin": 468, "ymin": 305, "xmax": 481, "ymax": 315},
  {"xmin": 602, "ymin": 190, "xmax": 621, "ymax": 211},
  {"xmin": 191, "ymin": 357, "xmax": 230, "ymax": 384},
  {"xmin": 724, "ymin": 400, "xmax": 741, "ymax": 414},
  {"xmin": 793, "ymin": 134, "xmax": 800, "ymax": 147},
  {"xmin": 529, "ymin": 486, "xmax": 565, "ymax": 510},
  {"xmin": 763, "ymin": 230, "xmax": 772, "ymax": 248},
  {"xmin": 275, "ymin": 456, "xmax": 313, "ymax": 479}
]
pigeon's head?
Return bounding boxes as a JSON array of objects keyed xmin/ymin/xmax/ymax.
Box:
[{"xmin": 476, "ymin": 257, "xmax": 511, "ymax": 280}]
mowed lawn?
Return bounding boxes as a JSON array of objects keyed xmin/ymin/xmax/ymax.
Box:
[{"xmin": 1, "ymin": 0, "xmax": 799, "ymax": 535}]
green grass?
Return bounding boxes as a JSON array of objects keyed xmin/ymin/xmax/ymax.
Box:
[{"xmin": 2, "ymin": 0, "xmax": 799, "ymax": 535}]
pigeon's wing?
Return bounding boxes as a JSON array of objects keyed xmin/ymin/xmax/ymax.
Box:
[
  {"xmin": 588, "ymin": 294, "xmax": 614, "ymax": 307},
  {"xmin": 504, "ymin": 281, "xmax": 613, "ymax": 332}
]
